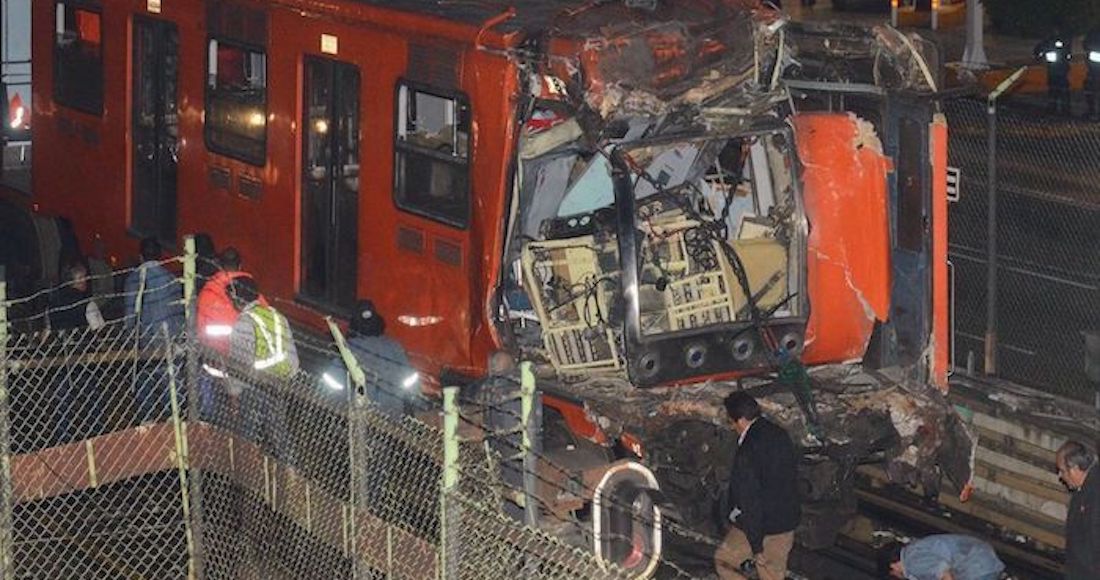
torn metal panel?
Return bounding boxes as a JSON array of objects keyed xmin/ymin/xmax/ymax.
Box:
[
  {"xmin": 532, "ymin": 0, "xmax": 787, "ymax": 123},
  {"xmin": 784, "ymin": 22, "xmax": 942, "ymax": 92},
  {"xmin": 795, "ymin": 112, "xmax": 891, "ymax": 364}
]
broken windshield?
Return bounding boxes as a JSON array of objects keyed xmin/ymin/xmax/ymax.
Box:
[
  {"xmin": 511, "ymin": 125, "xmax": 806, "ymax": 381},
  {"xmin": 621, "ymin": 131, "xmax": 804, "ymax": 338}
]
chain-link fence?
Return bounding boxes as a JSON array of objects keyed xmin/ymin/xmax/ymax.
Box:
[
  {"xmin": 945, "ymin": 96, "xmax": 1100, "ymax": 401},
  {"xmin": 0, "ymin": 255, "xmax": 641, "ymax": 579}
]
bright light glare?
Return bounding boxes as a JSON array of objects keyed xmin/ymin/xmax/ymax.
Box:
[
  {"xmin": 205, "ymin": 324, "xmax": 233, "ymax": 337},
  {"xmin": 248, "ymin": 112, "xmax": 266, "ymax": 127},
  {"xmin": 402, "ymin": 372, "xmax": 420, "ymax": 390},
  {"xmin": 1090, "ymin": 51, "xmax": 1100, "ymax": 63},
  {"xmin": 322, "ymin": 372, "xmax": 345, "ymax": 391},
  {"xmin": 1046, "ymin": 51, "xmax": 1059, "ymax": 63},
  {"xmin": 397, "ymin": 315, "xmax": 443, "ymax": 327},
  {"xmin": 201, "ymin": 363, "xmax": 227, "ymax": 378},
  {"xmin": 314, "ymin": 119, "xmax": 329, "ymax": 134},
  {"xmin": 9, "ymin": 106, "xmax": 24, "ymax": 129}
]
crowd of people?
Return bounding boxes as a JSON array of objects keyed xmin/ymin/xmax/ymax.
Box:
[
  {"xmin": 1034, "ymin": 30, "xmax": 1100, "ymax": 119},
  {"xmin": 41, "ymin": 234, "xmax": 420, "ymax": 453}
]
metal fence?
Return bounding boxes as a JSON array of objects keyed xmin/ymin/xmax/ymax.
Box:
[
  {"xmin": 0, "ymin": 256, "xmax": 635, "ymax": 579},
  {"xmin": 945, "ymin": 96, "xmax": 1100, "ymax": 402}
]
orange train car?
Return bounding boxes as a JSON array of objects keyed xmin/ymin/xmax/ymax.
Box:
[{"xmin": 3, "ymin": 0, "xmax": 966, "ymax": 572}]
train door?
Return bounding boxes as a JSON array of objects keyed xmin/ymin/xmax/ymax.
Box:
[
  {"xmin": 886, "ymin": 98, "xmax": 935, "ymax": 378},
  {"xmin": 300, "ymin": 56, "xmax": 360, "ymax": 312},
  {"xmin": 131, "ymin": 17, "xmax": 179, "ymax": 245}
]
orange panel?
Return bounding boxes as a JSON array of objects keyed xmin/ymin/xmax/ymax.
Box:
[
  {"xmin": 795, "ymin": 113, "xmax": 892, "ymax": 365},
  {"xmin": 77, "ymin": 9, "xmax": 101, "ymax": 45},
  {"xmin": 930, "ymin": 114, "xmax": 949, "ymax": 391}
]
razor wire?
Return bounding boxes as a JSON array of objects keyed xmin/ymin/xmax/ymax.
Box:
[
  {"xmin": 944, "ymin": 96, "xmax": 1100, "ymax": 402},
  {"xmin": 0, "ymin": 261, "xmax": 681, "ymax": 579}
]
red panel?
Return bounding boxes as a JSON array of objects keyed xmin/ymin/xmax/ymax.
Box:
[
  {"xmin": 544, "ymin": 393, "xmax": 609, "ymax": 447},
  {"xmin": 795, "ymin": 113, "xmax": 892, "ymax": 365}
]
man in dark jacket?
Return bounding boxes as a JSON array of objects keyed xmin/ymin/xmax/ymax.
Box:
[
  {"xmin": 1034, "ymin": 33, "xmax": 1073, "ymax": 115},
  {"xmin": 715, "ymin": 392, "xmax": 801, "ymax": 580},
  {"xmin": 320, "ymin": 300, "xmax": 421, "ymax": 416},
  {"xmin": 1056, "ymin": 440, "xmax": 1099, "ymax": 580},
  {"xmin": 1084, "ymin": 30, "xmax": 1100, "ymax": 121}
]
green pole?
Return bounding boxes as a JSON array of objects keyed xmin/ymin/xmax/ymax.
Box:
[
  {"xmin": 165, "ymin": 324, "xmax": 199, "ymax": 579},
  {"xmin": 440, "ymin": 386, "xmax": 460, "ymax": 579},
  {"xmin": 442, "ymin": 387, "xmax": 459, "ymax": 492},
  {"xmin": 325, "ymin": 318, "xmax": 366, "ymax": 391},
  {"xmin": 520, "ymin": 362, "xmax": 538, "ymax": 527},
  {"xmin": 325, "ymin": 318, "xmax": 365, "ymax": 578},
  {"xmin": 182, "ymin": 236, "xmax": 196, "ymax": 326}
]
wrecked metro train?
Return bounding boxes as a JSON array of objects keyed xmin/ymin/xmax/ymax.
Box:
[{"xmin": 1, "ymin": 0, "xmax": 971, "ymax": 574}]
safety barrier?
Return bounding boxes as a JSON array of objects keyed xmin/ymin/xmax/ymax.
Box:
[
  {"xmin": 945, "ymin": 97, "xmax": 1100, "ymax": 403},
  {"xmin": 0, "ymin": 251, "xmax": 638, "ymax": 579}
]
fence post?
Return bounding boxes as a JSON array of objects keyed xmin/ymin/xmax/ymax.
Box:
[
  {"xmin": 182, "ymin": 236, "xmax": 202, "ymax": 422},
  {"xmin": 183, "ymin": 236, "xmax": 196, "ymax": 327},
  {"xmin": 0, "ymin": 266, "xmax": 13, "ymax": 578},
  {"xmin": 179, "ymin": 237, "xmax": 207, "ymax": 579},
  {"xmin": 440, "ymin": 386, "xmax": 460, "ymax": 579},
  {"xmin": 520, "ymin": 362, "xmax": 539, "ymax": 528},
  {"xmin": 326, "ymin": 318, "xmax": 366, "ymax": 578},
  {"xmin": 164, "ymin": 323, "xmax": 202, "ymax": 579},
  {"xmin": 984, "ymin": 97, "xmax": 999, "ymax": 375}
]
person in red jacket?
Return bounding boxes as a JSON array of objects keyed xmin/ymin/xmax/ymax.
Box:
[
  {"xmin": 196, "ymin": 247, "xmax": 267, "ymax": 356},
  {"xmin": 195, "ymin": 247, "xmax": 266, "ymax": 421}
]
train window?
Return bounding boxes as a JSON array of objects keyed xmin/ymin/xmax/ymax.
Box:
[
  {"xmin": 53, "ymin": 2, "xmax": 103, "ymax": 115},
  {"xmin": 205, "ymin": 39, "xmax": 267, "ymax": 166},
  {"xmin": 394, "ymin": 82, "xmax": 470, "ymax": 228}
]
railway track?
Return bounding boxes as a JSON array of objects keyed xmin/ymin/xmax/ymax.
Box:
[
  {"xmin": 658, "ymin": 477, "xmax": 1066, "ymax": 579},
  {"xmin": 792, "ymin": 482, "xmax": 1065, "ymax": 580}
]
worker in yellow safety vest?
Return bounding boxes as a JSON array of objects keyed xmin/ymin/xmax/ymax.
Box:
[{"xmin": 227, "ymin": 276, "xmax": 299, "ymax": 461}]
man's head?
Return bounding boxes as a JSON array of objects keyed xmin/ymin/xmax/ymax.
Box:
[
  {"xmin": 351, "ymin": 300, "xmax": 384, "ymax": 337},
  {"xmin": 194, "ymin": 233, "xmax": 216, "ymax": 259},
  {"xmin": 219, "ymin": 247, "xmax": 242, "ymax": 271},
  {"xmin": 140, "ymin": 237, "xmax": 162, "ymax": 263},
  {"xmin": 877, "ymin": 541, "xmax": 905, "ymax": 579},
  {"xmin": 228, "ymin": 276, "xmax": 260, "ymax": 311},
  {"xmin": 723, "ymin": 392, "xmax": 761, "ymax": 435},
  {"xmin": 64, "ymin": 260, "xmax": 89, "ymax": 292},
  {"xmin": 1056, "ymin": 440, "xmax": 1096, "ymax": 491}
]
